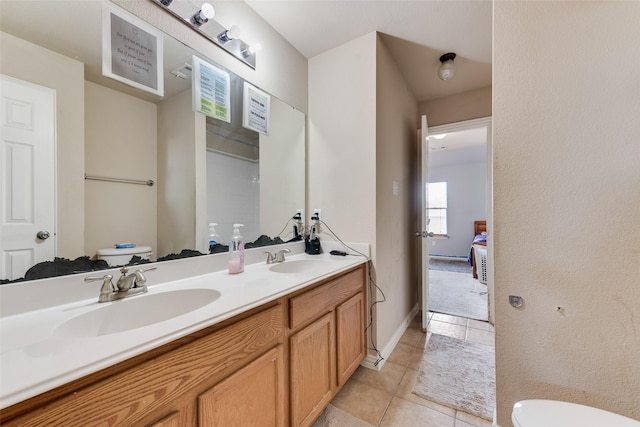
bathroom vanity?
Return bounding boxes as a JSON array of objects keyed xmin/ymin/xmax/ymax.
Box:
[{"xmin": 0, "ymin": 246, "xmax": 367, "ymax": 426}]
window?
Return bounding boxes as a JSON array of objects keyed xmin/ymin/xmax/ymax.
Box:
[{"xmin": 427, "ymin": 181, "xmax": 447, "ymax": 235}]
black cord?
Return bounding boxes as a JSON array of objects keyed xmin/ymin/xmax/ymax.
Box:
[
  {"xmin": 275, "ymin": 217, "xmax": 293, "ymax": 240},
  {"xmin": 318, "ymin": 219, "xmax": 386, "ymax": 366}
]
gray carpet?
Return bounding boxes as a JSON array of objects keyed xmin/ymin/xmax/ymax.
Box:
[
  {"xmin": 429, "ymin": 258, "xmax": 472, "ymax": 274},
  {"xmin": 429, "ymin": 269, "xmax": 488, "ymax": 321},
  {"xmin": 412, "ymin": 334, "xmax": 495, "ymax": 421}
]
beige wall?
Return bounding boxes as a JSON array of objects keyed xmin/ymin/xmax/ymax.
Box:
[
  {"xmin": 308, "ymin": 32, "xmax": 419, "ymax": 358},
  {"xmin": 113, "ymin": 0, "xmax": 308, "ymax": 113},
  {"xmin": 0, "ymin": 32, "xmax": 85, "ymax": 260},
  {"xmin": 157, "ymin": 89, "xmax": 204, "ymax": 256},
  {"xmin": 494, "ymin": 1, "xmax": 640, "ymax": 425},
  {"xmin": 260, "ymin": 100, "xmax": 306, "ymax": 238},
  {"xmin": 375, "ymin": 36, "xmax": 419, "ymax": 350},
  {"xmin": 84, "ymin": 81, "xmax": 157, "ymax": 258},
  {"xmin": 308, "ymin": 33, "xmax": 377, "ymax": 248},
  {"xmin": 419, "ymin": 86, "xmax": 491, "ymax": 127}
]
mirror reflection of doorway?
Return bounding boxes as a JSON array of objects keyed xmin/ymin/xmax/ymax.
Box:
[
  {"xmin": 426, "ymin": 121, "xmax": 490, "ymax": 323},
  {"xmin": 0, "ymin": 75, "xmax": 56, "ymax": 281}
]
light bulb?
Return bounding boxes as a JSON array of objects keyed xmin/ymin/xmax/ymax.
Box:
[
  {"xmin": 227, "ymin": 25, "xmax": 242, "ymax": 39},
  {"xmin": 191, "ymin": 3, "xmax": 215, "ymax": 27},
  {"xmin": 437, "ymin": 52, "xmax": 457, "ymax": 81},
  {"xmin": 242, "ymin": 43, "xmax": 262, "ymax": 57},
  {"xmin": 438, "ymin": 61, "xmax": 455, "ymax": 81},
  {"xmin": 218, "ymin": 25, "xmax": 242, "ymax": 43}
]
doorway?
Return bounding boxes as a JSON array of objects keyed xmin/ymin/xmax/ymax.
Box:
[
  {"xmin": 420, "ymin": 117, "xmax": 493, "ymax": 325},
  {"xmin": 0, "ymin": 75, "xmax": 56, "ymax": 281}
]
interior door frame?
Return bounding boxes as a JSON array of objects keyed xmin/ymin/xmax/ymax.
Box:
[
  {"xmin": 418, "ymin": 116, "xmax": 430, "ymax": 332},
  {"xmin": 426, "ymin": 116, "xmax": 494, "ymax": 324}
]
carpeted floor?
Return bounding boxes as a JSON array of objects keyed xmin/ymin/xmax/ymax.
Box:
[
  {"xmin": 429, "ymin": 258, "xmax": 472, "ymax": 274},
  {"xmin": 429, "ymin": 269, "xmax": 488, "ymax": 321},
  {"xmin": 412, "ymin": 334, "xmax": 496, "ymax": 421}
]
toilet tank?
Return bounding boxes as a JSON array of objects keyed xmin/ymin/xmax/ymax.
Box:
[{"xmin": 96, "ymin": 246, "xmax": 153, "ymax": 266}]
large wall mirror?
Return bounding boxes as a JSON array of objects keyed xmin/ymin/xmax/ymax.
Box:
[{"xmin": 0, "ymin": 0, "xmax": 305, "ymax": 282}]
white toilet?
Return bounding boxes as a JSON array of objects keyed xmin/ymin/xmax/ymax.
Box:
[
  {"xmin": 512, "ymin": 400, "xmax": 640, "ymax": 427},
  {"xmin": 96, "ymin": 245, "xmax": 153, "ymax": 266}
]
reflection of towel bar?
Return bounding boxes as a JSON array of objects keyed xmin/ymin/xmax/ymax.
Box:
[{"xmin": 84, "ymin": 174, "xmax": 154, "ymax": 187}]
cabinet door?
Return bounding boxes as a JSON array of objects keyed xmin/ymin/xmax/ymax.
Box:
[
  {"xmin": 290, "ymin": 313, "xmax": 335, "ymax": 427},
  {"xmin": 198, "ymin": 346, "xmax": 286, "ymax": 427},
  {"xmin": 336, "ymin": 292, "xmax": 365, "ymax": 387}
]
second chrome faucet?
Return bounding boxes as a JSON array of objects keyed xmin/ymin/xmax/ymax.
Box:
[{"xmin": 264, "ymin": 248, "xmax": 291, "ymax": 264}]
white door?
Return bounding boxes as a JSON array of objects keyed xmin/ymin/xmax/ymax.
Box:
[
  {"xmin": 419, "ymin": 115, "xmax": 430, "ymax": 331},
  {"xmin": 0, "ymin": 75, "xmax": 56, "ymax": 280}
]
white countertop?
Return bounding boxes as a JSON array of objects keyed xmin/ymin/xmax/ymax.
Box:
[{"xmin": 0, "ymin": 242, "xmax": 368, "ymax": 409}]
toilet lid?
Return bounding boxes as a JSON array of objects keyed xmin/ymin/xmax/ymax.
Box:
[
  {"xmin": 512, "ymin": 400, "xmax": 640, "ymax": 427},
  {"xmin": 96, "ymin": 246, "xmax": 152, "ymax": 256}
]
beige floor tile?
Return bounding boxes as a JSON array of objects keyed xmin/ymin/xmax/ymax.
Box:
[
  {"xmin": 430, "ymin": 312, "xmax": 469, "ymax": 326},
  {"xmin": 456, "ymin": 410, "xmax": 494, "ymax": 427},
  {"xmin": 350, "ymin": 361, "xmax": 406, "ymax": 395},
  {"xmin": 398, "ymin": 326, "xmax": 425, "ymax": 347},
  {"xmin": 465, "ymin": 328, "xmax": 495, "ymax": 347},
  {"xmin": 332, "ymin": 379, "xmax": 392, "ymax": 426},
  {"xmin": 395, "ymin": 367, "xmax": 456, "ymax": 417},
  {"xmin": 379, "ymin": 397, "xmax": 455, "ymax": 427},
  {"xmin": 468, "ymin": 319, "xmax": 495, "ymax": 332},
  {"xmin": 331, "ymin": 311, "xmax": 495, "ymax": 427},
  {"xmin": 428, "ymin": 319, "xmax": 467, "ymax": 340},
  {"xmin": 407, "ymin": 348, "xmax": 425, "ymax": 371},
  {"xmin": 386, "ymin": 342, "xmax": 416, "ymax": 367}
]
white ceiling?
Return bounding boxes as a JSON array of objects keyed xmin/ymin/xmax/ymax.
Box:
[{"xmin": 245, "ymin": 0, "xmax": 493, "ymax": 102}]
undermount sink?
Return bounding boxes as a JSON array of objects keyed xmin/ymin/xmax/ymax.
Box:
[
  {"xmin": 54, "ymin": 289, "xmax": 221, "ymax": 338},
  {"xmin": 269, "ymin": 259, "xmax": 331, "ymax": 274}
]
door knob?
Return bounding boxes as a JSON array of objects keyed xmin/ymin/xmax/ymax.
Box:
[{"xmin": 36, "ymin": 230, "xmax": 50, "ymax": 240}]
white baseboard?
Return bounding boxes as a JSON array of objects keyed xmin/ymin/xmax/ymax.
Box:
[{"xmin": 361, "ymin": 303, "xmax": 419, "ymax": 371}]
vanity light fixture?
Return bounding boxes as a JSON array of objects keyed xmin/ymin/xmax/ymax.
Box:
[
  {"xmin": 438, "ymin": 52, "xmax": 457, "ymax": 81},
  {"xmin": 190, "ymin": 3, "xmax": 215, "ymax": 27},
  {"xmin": 153, "ymin": 0, "xmax": 258, "ymax": 69},
  {"xmin": 218, "ymin": 25, "xmax": 242, "ymax": 44}
]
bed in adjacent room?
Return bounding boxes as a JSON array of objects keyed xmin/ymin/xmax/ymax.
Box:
[{"xmin": 468, "ymin": 220, "xmax": 487, "ymax": 279}]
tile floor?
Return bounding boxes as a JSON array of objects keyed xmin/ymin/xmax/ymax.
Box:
[{"xmin": 327, "ymin": 311, "xmax": 495, "ymax": 427}]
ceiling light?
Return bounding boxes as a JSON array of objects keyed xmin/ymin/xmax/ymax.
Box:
[
  {"xmin": 438, "ymin": 52, "xmax": 456, "ymax": 81},
  {"xmin": 190, "ymin": 3, "xmax": 215, "ymax": 27},
  {"xmin": 218, "ymin": 25, "xmax": 242, "ymax": 44}
]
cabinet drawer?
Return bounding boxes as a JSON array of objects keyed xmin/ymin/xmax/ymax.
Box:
[{"xmin": 289, "ymin": 266, "xmax": 364, "ymax": 330}]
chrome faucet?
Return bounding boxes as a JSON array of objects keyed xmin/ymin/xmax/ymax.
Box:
[
  {"xmin": 85, "ymin": 266, "xmax": 157, "ymax": 303},
  {"xmin": 264, "ymin": 248, "xmax": 291, "ymax": 264}
]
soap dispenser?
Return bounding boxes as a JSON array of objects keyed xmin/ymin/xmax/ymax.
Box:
[
  {"xmin": 206, "ymin": 223, "xmax": 220, "ymax": 254},
  {"xmin": 228, "ymin": 224, "xmax": 245, "ymax": 274}
]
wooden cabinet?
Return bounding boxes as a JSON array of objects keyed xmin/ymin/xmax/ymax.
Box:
[
  {"xmin": 290, "ymin": 313, "xmax": 335, "ymax": 427},
  {"xmin": 336, "ymin": 292, "xmax": 366, "ymax": 387},
  {"xmin": 198, "ymin": 345, "xmax": 286, "ymax": 427},
  {"xmin": 0, "ymin": 264, "xmax": 366, "ymax": 427},
  {"xmin": 289, "ymin": 266, "xmax": 367, "ymax": 427}
]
